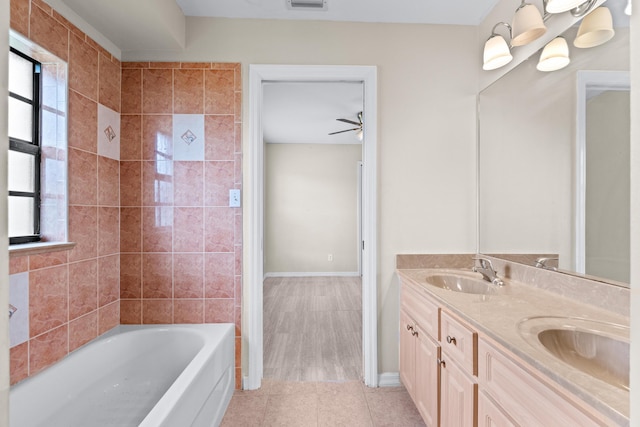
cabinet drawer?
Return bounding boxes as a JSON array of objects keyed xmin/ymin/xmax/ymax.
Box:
[
  {"xmin": 401, "ymin": 281, "xmax": 439, "ymax": 341},
  {"xmin": 478, "ymin": 338, "xmax": 608, "ymax": 427},
  {"xmin": 478, "ymin": 391, "xmax": 516, "ymax": 427},
  {"xmin": 441, "ymin": 310, "xmax": 477, "ymax": 376}
]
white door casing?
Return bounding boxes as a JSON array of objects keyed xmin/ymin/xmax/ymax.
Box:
[{"xmin": 247, "ymin": 64, "xmax": 378, "ymax": 389}]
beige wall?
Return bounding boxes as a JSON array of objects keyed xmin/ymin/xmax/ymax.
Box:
[
  {"xmin": 265, "ymin": 143, "xmax": 361, "ymax": 275},
  {"xmin": 1, "ymin": 0, "xmax": 10, "ymax": 423},
  {"xmin": 586, "ymin": 90, "xmax": 630, "ymax": 282},
  {"xmin": 125, "ymin": 18, "xmax": 479, "ymax": 374}
]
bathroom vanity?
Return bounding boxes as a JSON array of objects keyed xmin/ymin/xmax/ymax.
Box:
[{"xmin": 397, "ymin": 256, "xmax": 629, "ymax": 426}]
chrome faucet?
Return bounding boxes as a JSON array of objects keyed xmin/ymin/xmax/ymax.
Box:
[
  {"xmin": 535, "ymin": 256, "xmax": 558, "ymax": 271},
  {"xmin": 9, "ymin": 304, "xmax": 17, "ymax": 319},
  {"xmin": 472, "ymin": 257, "xmax": 504, "ymax": 286}
]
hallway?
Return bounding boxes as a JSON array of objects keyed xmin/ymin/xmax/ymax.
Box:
[{"xmin": 263, "ymin": 276, "xmax": 362, "ymax": 382}]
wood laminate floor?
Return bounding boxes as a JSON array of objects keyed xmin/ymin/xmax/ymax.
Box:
[{"xmin": 263, "ymin": 276, "xmax": 362, "ymax": 382}]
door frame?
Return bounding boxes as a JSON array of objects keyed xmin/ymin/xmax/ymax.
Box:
[{"xmin": 246, "ymin": 64, "xmax": 378, "ymax": 389}]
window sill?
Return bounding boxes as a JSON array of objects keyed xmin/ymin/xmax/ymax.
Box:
[{"xmin": 9, "ymin": 241, "xmax": 77, "ymax": 257}]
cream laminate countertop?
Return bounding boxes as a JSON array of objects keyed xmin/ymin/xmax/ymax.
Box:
[{"xmin": 397, "ymin": 268, "xmax": 629, "ymax": 426}]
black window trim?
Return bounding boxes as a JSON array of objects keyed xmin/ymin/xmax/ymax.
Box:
[{"xmin": 9, "ymin": 47, "xmax": 42, "ymax": 245}]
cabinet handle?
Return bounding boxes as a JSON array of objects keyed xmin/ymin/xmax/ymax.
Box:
[
  {"xmin": 406, "ymin": 324, "xmax": 414, "ymax": 331},
  {"xmin": 411, "ymin": 329, "xmax": 418, "ymax": 337},
  {"xmin": 437, "ymin": 358, "xmax": 446, "ymax": 368},
  {"xmin": 446, "ymin": 335, "xmax": 457, "ymax": 345}
]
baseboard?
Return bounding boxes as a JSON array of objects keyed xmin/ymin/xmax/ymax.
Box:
[
  {"xmin": 377, "ymin": 372, "xmax": 401, "ymax": 387},
  {"xmin": 264, "ymin": 271, "xmax": 361, "ymax": 279}
]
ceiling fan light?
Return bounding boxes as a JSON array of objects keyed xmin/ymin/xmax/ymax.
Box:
[
  {"xmin": 483, "ymin": 35, "xmax": 513, "ymax": 70},
  {"xmin": 511, "ymin": 3, "xmax": 547, "ymax": 46},
  {"xmin": 574, "ymin": 7, "xmax": 615, "ymax": 48},
  {"xmin": 537, "ymin": 37, "xmax": 571, "ymax": 71},
  {"xmin": 545, "ymin": 0, "xmax": 587, "ymax": 13}
]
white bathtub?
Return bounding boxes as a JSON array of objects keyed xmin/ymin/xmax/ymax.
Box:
[{"xmin": 10, "ymin": 324, "xmax": 235, "ymax": 427}]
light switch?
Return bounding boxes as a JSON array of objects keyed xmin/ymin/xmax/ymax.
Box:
[{"xmin": 229, "ymin": 189, "xmax": 241, "ymax": 207}]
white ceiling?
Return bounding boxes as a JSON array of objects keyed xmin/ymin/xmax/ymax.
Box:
[
  {"xmin": 263, "ymin": 82, "xmax": 364, "ymax": 145},
  {"xmin": 49, "ymin": 0, "xmax": 501, "ymax": 54},
  {"xmin": 175, "ymin": 0, "xmax": 501, "ymax": 26}
]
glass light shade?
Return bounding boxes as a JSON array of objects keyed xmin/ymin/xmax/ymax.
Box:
[
  {"xmin": 537, "ymin": 37, "xmax": 571, "ymax": 71},
  {"xmin": 356, "ymin": 129, "xmax": 363, "ymax": 141},
  {"xmin": 511, "ymin": 4, "xmax": 547, "ymax": 46},
  {"xmin": 545, "ymin": 0, "xmax": 587, "ymax": 13},
  {"xmin": 482, "ymin": 35, "xmax": 513, "ymax": 70},
  {"xmin": 625, "ymin": 0, "xmax": 631, "ymax": 16},
  {"xmin": 574, "ymin": 7, "xmax": 615, "ymax": 48}
]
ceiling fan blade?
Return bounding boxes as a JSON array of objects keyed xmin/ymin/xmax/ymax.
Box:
[
  {"xmin": 336, "ymin": 118, "xmax": 361, "ymax": 126},
  {"xmin": 328, "ymin": 127, "xmax": 360, "ymax": 135}
]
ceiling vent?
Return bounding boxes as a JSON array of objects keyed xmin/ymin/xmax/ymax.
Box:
[{"xmin": 286, "ymin": 0, "xmax": 328, "ymax": 11}]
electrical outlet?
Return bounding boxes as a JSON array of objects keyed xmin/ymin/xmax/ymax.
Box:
[
  {"xmin": 328, "ymin": 254, "xmax": 333, "ymax": 262},
  {"xmin": 229, "ymin": 189, "xmax": 241, "ymax": 207}
]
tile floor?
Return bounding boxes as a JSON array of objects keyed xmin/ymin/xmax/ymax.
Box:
[{"xmin": 221, "ymin": 379, "xmax": 426, "ymax": 426}]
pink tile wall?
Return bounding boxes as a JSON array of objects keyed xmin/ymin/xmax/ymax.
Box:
[
  {"xmin": 119, "ymin": 62, "xmax": 243, "ymax": 387},
  {"xmin": 9, "ymin": 0, "xmax": 121, "ymax": 384}
]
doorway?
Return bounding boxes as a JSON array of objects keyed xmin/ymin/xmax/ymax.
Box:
[{"xmin": 246, "ymin": 65, "xmax": 378, "ymax": 389}]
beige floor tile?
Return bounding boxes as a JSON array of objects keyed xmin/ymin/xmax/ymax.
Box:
[
  {"xmin": 220, "ymin": 394, "xmax": 269, "ymax": 427},
  {"xmin": 262, "ymin": 379, "xmax": 318, "ymax": 395},
  {"xmin": 365, "ymin": 390, "xmax": 426, "ymax": 427},
  {"xmin": 318, "ymin": 390, "xmax": 373, "ymax": 427},
  {"xmin": 262, "ymin": 393, "xmax": 319, "ymax": 427},
  {"xmin": 316, "ymin": 380, "xmax": 364, "ymax": 395}
]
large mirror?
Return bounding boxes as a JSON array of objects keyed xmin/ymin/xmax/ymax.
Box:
[{"xmin": 478, "ymin": 0, "xmax": 630, "ymax": 286}]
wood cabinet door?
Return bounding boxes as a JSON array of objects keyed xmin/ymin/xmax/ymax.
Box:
[
  {"xmin": 441, "ymin": 357, "xmax": 477, "ymax": 427},
  {"xmin": 415, "ymin": 330, "xmax": 440, "ymax": 427},
  {"xmin": 400, "ymin": 309, "xmax": 417, "ymax": 399}
]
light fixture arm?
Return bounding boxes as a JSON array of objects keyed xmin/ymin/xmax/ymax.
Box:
[
  {"xmin": 568, "ymin": 0, "xmax": 598, "ymax": 17},
  {"xmin": 489, "ymin": 21, "xmax": 513, "ymax": 44}
]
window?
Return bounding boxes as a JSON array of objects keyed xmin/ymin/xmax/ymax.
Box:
[{"xmin": 8, "ymin": 48, "xmax": 42, "ymax": 244}]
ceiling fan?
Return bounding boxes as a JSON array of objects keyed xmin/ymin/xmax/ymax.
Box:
[{"xmin": 329, "ymin": 111, "xmax": 363, "ymax": 140}]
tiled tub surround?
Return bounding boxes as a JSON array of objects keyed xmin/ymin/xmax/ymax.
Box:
[
  {"xmin": 9, "ymin": 0, "xmax": 243, "ymax": 389},
  {"xmin": 396, "ymin": 254, "xmax": 630, "ymax": 425},
  {"xmin": 118, "ymin": 61, "xmax": 243, "ymax": 387},
  {"xmin": 9, "ymin": 0, "xmax": 122, "ymax": 385}
]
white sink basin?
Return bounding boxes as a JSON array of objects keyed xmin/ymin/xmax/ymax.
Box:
[{"xmin": 518, "ymin": 316, "xmax": 629, "ymax": 390}]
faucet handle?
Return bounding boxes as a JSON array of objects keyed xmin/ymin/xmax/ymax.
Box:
[{"xmin": 472, "ymin": 257, "xmax": 493, "ymax": 270}]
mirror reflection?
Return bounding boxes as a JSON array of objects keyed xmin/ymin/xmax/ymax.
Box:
[{"xmin": 478, "ymin": 0, "xmax": 630, "ymax": 285}]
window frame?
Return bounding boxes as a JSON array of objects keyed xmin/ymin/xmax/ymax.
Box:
[{"xmin": 8, "ymin": 47, "xmax": 42, "ymax": 245}]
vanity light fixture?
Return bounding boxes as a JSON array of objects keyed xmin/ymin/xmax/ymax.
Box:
[
  {"xmin": 511, "ymin": 0, "xmax": 547, "ymax": 46},
  {"xmin": 483, "ymin": 22, "xmax": 514, "ymax": 70},
  {"xmin": 625, "ymin": 0, "xmax": 632, "ymax": 15},
  {"xmin": 574, "ymin": 6, "xmax": 615, "ymax": 48},
  {"xmin": 536, "ymin": 37, "xmax": 571, "ymax": 71},
  {"xmin": 481, "ymin": 0, "xmax": 601, "ymax": 71}
]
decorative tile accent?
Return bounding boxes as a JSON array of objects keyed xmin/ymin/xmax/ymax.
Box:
[
  {"xmin": 173, "ymin": 114, "xmax": 205, "ymax": 161},
  {"xmin": 9, "ymin": 272, "xmax": 29, "ymax": 348},
  {"xmin": 104, "ymin": 125, "xmax": 116, "ymax": 142},
  {"xmin": 181, "ymin": 129, "xmax": 197, "ymax": 145},
  {"xmin": 97, "ymin": 103, "xmax": 120, "ymax": 160}
]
